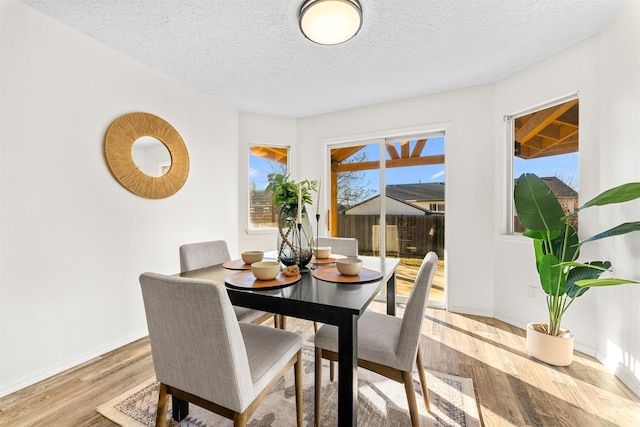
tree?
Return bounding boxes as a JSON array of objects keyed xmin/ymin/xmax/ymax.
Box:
[{"xmin": 337, "ymin": 151, "xmax": 375, "ymax": 209}]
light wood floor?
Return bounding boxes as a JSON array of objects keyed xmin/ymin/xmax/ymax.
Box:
[
  {"xmin": 1, "ymin": 303, "xmax": 639, "ymax": 426},
  {"xmin": 396, "ymin": 262, "xmax": 445, "ymax": 302}
]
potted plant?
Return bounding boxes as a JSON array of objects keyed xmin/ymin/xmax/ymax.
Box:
[
  {"xmin": 513, "ymin": 173, "xmax": 640, "ymax": 366},
  {"xmin": 265, "ymin": 173, "xmax": 317, "ymax": 268}
]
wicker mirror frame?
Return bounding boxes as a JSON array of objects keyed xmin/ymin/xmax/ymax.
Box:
[{"xmin": 104, "ymin": 112, "xmax": 189, "ymax": 199}]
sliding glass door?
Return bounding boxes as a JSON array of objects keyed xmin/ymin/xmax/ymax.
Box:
[{"xmin": 328, "ymin": 133, "xmax": 445, "ymax": 307}]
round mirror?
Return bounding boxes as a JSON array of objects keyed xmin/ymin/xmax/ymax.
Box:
[
  {"xmin": 131, "ymin": 136, "xmax": 172, "ymax": 177},
  {"xmin": 104, "ymin": 112, "xmax": 189, "ymax": 199}
]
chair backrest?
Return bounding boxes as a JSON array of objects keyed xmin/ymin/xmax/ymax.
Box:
[
  {"xmin": 395, "ymin": 252, "xmax": 438, "ymax": 370},
  {"xmin": 139, "ymin": 272, "xmax": 254, "ymax": 412},
  {"xmin": 316, "ymin": 236, "xmax": 359, "ymax": 257},
  {"xmin": 179, "ymin": 240, "xmax": 232, "ymax": 272}
]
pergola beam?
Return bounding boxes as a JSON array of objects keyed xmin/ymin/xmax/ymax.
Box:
[
  {"xmin": 516, "ymin": 99, "xmax": 578, "ymax": 145},
  {"xmin": 411, "ymin": 139, "xmax": 427, "ymax": 157},
  {"xmin": 335, "ymin": 154, "xmax": 445, "ymax": 172}
]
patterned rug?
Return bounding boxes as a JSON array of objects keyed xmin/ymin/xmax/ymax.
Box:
[{"xmin": 97, "ymin": 344, "xmax": 480, "ymax": 426}]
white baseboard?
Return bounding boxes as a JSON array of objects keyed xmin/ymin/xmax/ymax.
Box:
[
  {"xmin": 0, "ymin": 331, "xmax": 148, "ymax": 398},
  {"xmin": 596, "ymin": 352, "xmax": 640, "ymax": 398}
]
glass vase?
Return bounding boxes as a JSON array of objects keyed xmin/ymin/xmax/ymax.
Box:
[{"xmin": 277, "ymin": 204, "xmax": 313, "ymax": 269}]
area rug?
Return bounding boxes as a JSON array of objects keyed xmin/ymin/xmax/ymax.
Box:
[{"xmin": 97, "ymin": 344, "xmax": 480, "ymax": 427}]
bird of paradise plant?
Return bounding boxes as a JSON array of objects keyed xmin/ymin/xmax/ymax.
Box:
[{"xmin": 514, "ymin": 173, "xmax": 640, "ymax": 336}]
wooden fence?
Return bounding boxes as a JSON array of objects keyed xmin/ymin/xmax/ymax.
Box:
[{"xmin": 337, "ymin": 214, "xmax": 445, "ymax": 258}]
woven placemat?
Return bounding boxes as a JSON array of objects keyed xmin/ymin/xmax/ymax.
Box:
[
  {"xmin": 312, "ymin": 265, "xmax": 382, "ymax": 284},
  {"xmin": 225, "ymin": 270, "xmax": 301, "ymax": 290}
]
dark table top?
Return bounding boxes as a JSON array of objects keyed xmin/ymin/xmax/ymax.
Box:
[{"xmin": 179, "ymin": 256, "xmax": 400, "ymax": 324}]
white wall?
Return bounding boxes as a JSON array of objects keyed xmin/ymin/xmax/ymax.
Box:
[
  {"xmin": 0, "ymin": 1, "xmax": 240, "ymax": 396},
  {"xmin": 296, "ymin": 85, "xmax": 497, "ymax": 317},
  {"xmin": 492, "ymin": 34, "xmax": 601, "ymax": 350},
  {"xmin": 492, "ymin": 0, "xmax": 640, "ymax": 394},
  {"xmin": 595, "ymin": 0, "xmax": 640, "ymax": 394}
]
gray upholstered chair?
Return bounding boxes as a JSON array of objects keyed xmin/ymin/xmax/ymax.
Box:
[
  {"xmin": 179, "ymin": 240, "xmax": 275, "ymax": 326},
  {"xmin": 313, "ymin": 252, "xmax": 438, "ymax": 427},
  {"xmin": 139, "ymin": 272, "xmax": 303, "ymax": 427},
  {"xmin": 315, "ymin": 236, "xmax": 358, "ymax": 257}
]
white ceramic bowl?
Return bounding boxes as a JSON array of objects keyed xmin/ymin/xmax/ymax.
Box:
[
  {"xmin": 251, "ymin": 261, "xmax": 281, "ymax": 280},
  {"xmin": 313, "ymin": 246, "xmax": 331, "ymax": 259},
  {"xmin": 241, "ymin": 250, "xmax": 264, "ymax": 264},
  {"xmin": 336, "ymin": 258, "xmax": 362, "ymax": 275}
]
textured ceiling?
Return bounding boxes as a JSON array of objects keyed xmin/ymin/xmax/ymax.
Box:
[{"xmin": 19, "ymin": 0, "xmax": 626, "ymax": 118}]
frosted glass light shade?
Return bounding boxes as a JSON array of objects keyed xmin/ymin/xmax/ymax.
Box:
[{"xmin": 299, "ymin": 0, "xmax": 362, "ymax": 45}]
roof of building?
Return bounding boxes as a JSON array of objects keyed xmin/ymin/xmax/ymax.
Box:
[
  {"xmin": 540, "ymin": 177, "xmax": 578, "ymax": 198},
  {"xmin": 385, "ymin": 183, "xmax": 445, "ymax": 201},
  {"xmin": 342, "ymin": 193, "xmax": 434, "ymax": 215}
]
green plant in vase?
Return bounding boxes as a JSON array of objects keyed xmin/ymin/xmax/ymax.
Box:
[
  {"xmin": 514, "ymin": 173, "xmax": 640, "ymax": 365},
  {"xmin": 266, "ymin": 173, "xmax": 317, "ymax": 268}
]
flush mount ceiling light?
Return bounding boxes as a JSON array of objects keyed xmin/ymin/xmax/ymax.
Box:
[{"xmin": 299, "ymin": 0, "xmax": 362, "ymax": 45}]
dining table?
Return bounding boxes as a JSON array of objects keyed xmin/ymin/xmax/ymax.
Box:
[{"xmin": 178, "ymin": 254, "xmax": 400, "ymax": 426}]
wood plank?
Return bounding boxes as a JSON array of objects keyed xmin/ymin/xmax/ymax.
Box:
[
  {"xmin": 400, "ymin": 141, "xmax": 410, "ymax": 158},
  {"xmin": 386, "ymin": 143, "xmax": 400, "ymax": 160},
  {"xmin": 335, "ymin": 155, "xmax": 445, "ymax": 172},
  {"xmin": 515, "ymin": 99, "xmax": 578, "ymax": 144},
  {"xmin": 410, "ymin": 139, "xmax": 426, "ymax": 157},
  {"xmin": 331, "ymin": 146, "xmax": 366, "ymax": 163}
]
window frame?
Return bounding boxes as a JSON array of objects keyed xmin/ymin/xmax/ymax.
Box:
[
  {"xmin": 247, "ymin": 143, "xmax": 290, "ymax": 232},
  {"xmin": 505, "ymin": 92, "xmax": 579, "ymax": 234}
]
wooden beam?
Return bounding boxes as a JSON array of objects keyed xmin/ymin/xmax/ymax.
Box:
[
  {"xmin": 386, "ymin": 143, "xmax": 400, "ymax": 160},
  {"xmin": 411, "ymin": 139, "xmax": 427, "ymax": 157},
  {"xmin": 515, "ymin": 99, "xmax": 578, "ymax": 144},
  {"xmin": 335, "ymin": 155, "xmax": 445, "ymax": 172},
  {"xmin": 250, "ymin": 146, "xmax": 288, "ymax": 165},
  {"xmin": 400, "ymin": 141, "xmax": 410, "ymax": 158},
  {"xmin": 331, "ymin": 146, "xmax": 366, "ymax": 163}
]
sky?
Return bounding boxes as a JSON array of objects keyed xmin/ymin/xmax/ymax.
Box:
[{"xmin": 514, "ymin": 152, "xmax": 579, "ymax": 190}]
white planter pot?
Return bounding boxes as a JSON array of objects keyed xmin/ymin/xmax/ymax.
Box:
[{"xmin": 526, "ymin": 323, "xmax": 574, "ymax": 366}]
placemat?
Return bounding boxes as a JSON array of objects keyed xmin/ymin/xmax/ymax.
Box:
[
  {"xmin": 225, "ymin": 270, "xmax": 301, "ymax": 290},
  {"xmin": 312, "ymin": 265, "xmax": 382, "ymax": 284},
  {"xmin": 222, "ymin": 258, "xmax": 277, "ymax": 270},
  {"xmin": 309, "ymin": 254, "xmax": 346, "ymax": 265}
]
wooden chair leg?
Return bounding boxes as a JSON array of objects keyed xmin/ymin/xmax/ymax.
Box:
[
  {"xmin": 313, "ymin": 321, "xmax": 318, "ymax": 333},
  {"xmin": 281, "ymin": 315, "xmax": 287, "ymax": 330},
  {"xmin": 315, "ymin": 348, "xmax": 322, "ymax": 427},
  {"xmin": 329, "ymin": 361, "xmax": 335, "ymax": 382},
  {"xmin": 402, "ymin": 370, "xmax": 421, "ymax": 427},
  {"xmin": 416, "ymin": 347, "xmax": 430, "ymax": 412},
  {"xmin": 233, "ymin": 411, "xmax": 248, "ymax": 427},
  {"xmin": 295, "ymin": 350, "xmax": 303, "ymax": 427},
  {"xmin": 273, "ymin": 314, "xmax": 279, "ymax": 328},
  {"xmin": 155, "ymin": 383, "xmax": 169, "ymax": 427}
]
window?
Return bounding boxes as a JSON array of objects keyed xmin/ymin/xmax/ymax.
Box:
[
  {"xmin": 249, "ymin": 145, "xmax": 289, "ymax": 229},
  {"xmin": 510, "ymin": 97, "xmax": 579, "ymax": 232}
]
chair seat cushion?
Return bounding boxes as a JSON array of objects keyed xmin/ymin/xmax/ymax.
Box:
[
  {"xmin": 234, "ymin": 306, "xmax": 268, "ymax": 323},
  {"xmin": 314, "ymin": 311, "xmax": 403, "ymax": 370},
  {"xmin": 240, "ymin": 323, "xmax": 303, "ymax": 394}
]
